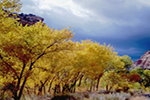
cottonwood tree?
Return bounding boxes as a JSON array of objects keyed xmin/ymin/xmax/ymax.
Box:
[
  {"xmin": 25, "ymin": 47, "xmax": 76, "ymax": 95},
  {"xmin": 0, "ymin": 0, "xmax": 75, "ymax": 99},
  {"xmin": 132, "ymin": 68, "xmax": 150, "ymax": 88},
  {"xmin": 68, "ymin": 40, "xmax": 123, "ymax": 92},
  {"xmin": 101, "ymin": 55, "xmax": 140, "ymax": 92},
  {"xmin": 121, "ymin": 55, "xmax": 133, "ymax": 69}
]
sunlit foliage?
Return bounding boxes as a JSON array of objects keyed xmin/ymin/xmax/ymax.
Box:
[{"xmin": 0, "ymin": 0, "xmax": 145, "ymax": 100}]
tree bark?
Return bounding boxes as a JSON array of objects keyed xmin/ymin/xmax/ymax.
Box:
[
  {"xmin": 62, "ymin": 84, "xmax": 70, "ymax": 93},
  {"xmin": 70, "ymin": 80, "xmax": 77, "ymax": 93},
  {"xmin": 96, "ymin": 73, "xmax": 103, "ymax": 91},
  {"xmin": 17, "ymin": 76, "xmax": 28, "ymax": 100},
  {"xmin": 54, "ymin": 84, "xmax": 61, "ymax": 95},
  {"xmin": 89, "ymin": 81, "xmax": 93, "ymax": 92},
  {"xmin": 48, "ymin": 77, "xmax": 55, "ymax": 93},
  {"xmin": 78, "ymin": 74, "xmax": 84, "ymax": 87}
]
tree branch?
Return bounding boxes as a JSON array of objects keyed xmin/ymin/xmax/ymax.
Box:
[
  {"xmin": 17, "ymin": 62, "xmax": 26, "ymax": 91},
  {"xmin": 0, "ymin": 54, "xmax": 19, "ymax": 79},
  {"xmin": 29, "ymin": 41, "xmax": 57, "ymax": 70}
]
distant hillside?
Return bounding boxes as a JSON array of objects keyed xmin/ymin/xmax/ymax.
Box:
[{"xmin": 130, "ymin": 50, "xmax": 150, "ymax": 70}]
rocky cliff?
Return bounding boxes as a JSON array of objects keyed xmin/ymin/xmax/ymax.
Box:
[
  {"xmin": 130, "ymin": 50, "xmax": 150, "ymax": 70},
  {"xmin": 3, "ymin": 9, "xmax": 44, "ymax": 26},
  {"xmin": 17, "ymin": 13, "xmax": 44, "ymax": 26}
]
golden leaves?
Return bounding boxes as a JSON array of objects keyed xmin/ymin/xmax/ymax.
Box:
[
  {"xmin": 0, "ymin": 0, "xmax": 22, "ymax": 12},
  {"xmin": 0, "ymin": 0, "xmax": 136, "ymax": 94}
]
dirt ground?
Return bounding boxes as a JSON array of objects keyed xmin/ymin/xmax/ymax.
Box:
[{"xmin": 129, "ymin": 96, "xmax": 150, "ymax": 100}]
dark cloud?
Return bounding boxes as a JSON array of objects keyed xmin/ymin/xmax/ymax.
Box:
[{"xmin": 20, "ymin": 0, "xmax": 150, "ymax": 62}]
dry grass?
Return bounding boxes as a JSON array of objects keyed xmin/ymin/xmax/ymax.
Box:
[
  {"xmin": 129, "ymin": 96, "xmax": 150, "ymax": 100},
  {"xmin": 21, "ymin": 92, "xmax": 150, "ymax": 100},
  {"xmin": 2, "ymin": 90, "xmax": 150, "ymax": 100}
]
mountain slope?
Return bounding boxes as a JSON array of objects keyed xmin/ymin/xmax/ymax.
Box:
[{"xmin": 131, "ymin": 50, "xmax": 150, "ymax": 70}]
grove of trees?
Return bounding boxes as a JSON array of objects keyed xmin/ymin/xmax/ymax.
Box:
[{"xmin": 0, "ymin": 0, "xmax": 149, "ymax": 100}]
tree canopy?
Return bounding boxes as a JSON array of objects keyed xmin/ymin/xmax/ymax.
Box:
[{"xmin": 0, "ymin": 0, "xmax": 145, "ymax": 100}]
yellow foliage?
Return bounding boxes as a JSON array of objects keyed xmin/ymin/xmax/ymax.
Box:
[
  {"xmin": 0, "ymin": 0, "xmax": 136, "ymax": 98},
  {"xmin": 0, "ymin": 0, "xmax": 22, "ymax": 12},
  {"xmin": 0, "ymin": 1, "xmax": 76, "ymax": 98}
]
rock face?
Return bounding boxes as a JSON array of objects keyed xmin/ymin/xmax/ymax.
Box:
[
  {"xmin": 17, "ymin": 13, "xmax": 44, "ymax": 26},
  {"xmin": 130, "ymin": 50, "xmax": 150, "ymax": 70},
  {"xmin": 3, "ymin": 9, "xmax": 44, "ymax": 26}
]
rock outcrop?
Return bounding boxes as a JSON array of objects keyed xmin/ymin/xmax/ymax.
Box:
[
  {"xmin": 3, "ymin": 9, "xmax": 44, "ymax": 26},
  {"xmin": 17, "ymin": 13, "xmax": 44, "ymax": 26},
  {"xmin": 130, "ymin": 50, "xmax": 150, "ymax": 70}
]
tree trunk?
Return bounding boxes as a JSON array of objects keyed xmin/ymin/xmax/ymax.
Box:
[
  {"xmin": 44, "ymin": 86, "xmax": 46, "ymax": 95},
  {"xmin": 93, "ymin": 84, "xmax": 95, "ymax": 91},
  {"xmin": 14, "ymin": 76, "xmax": 28, "ymax": 100},
  {"xmin": 62, "ymin": 84, "xmax": 70, "ymax": 93},
  {"xmin": 48, "ymin": 76, "xmax": 55, "ymax": 93},
  {"xmin": 78, "ymin": 74, "xmax": 84, "ymax": 87},
  {"xmin": 54, "ymin": 84, "xmax": 61, "ymax": 95},
  {"xmin": 38, "ymin": 81, "xmax": 44, "ymax": 96},
  {"xmin": 70, "ymin": 80, "xmax": 77, "ymax": 93},
  {"xmin": 106, "ymin": 85, "xmax": 108, "ymax": 91},
  {"xmin": 34, "ymin": 84, "xmax": 38, "ymax": 95},
  {"xmin": 96, "ymin": 73, "xmax": 103, "ymax": 91},
  {"xmin": 89, "ymin": 81, "xmax": 93, "ymax": 92}
]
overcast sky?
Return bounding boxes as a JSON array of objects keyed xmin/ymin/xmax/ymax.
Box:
[{"xmin": 20, "ymin": 0, "xmax": 150, "ymax": 62}]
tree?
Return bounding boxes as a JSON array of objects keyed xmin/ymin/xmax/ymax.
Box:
[
  {"xmin": 0, "ymin": 0, "xmax": 139, "ymax": 99},
  {"xmin": 121, "ymin": 55, "xmax": 133, "ymax": 69},
  {"xmin": 0, "ymin": 1, "xmax": 75, "ymax": 99},
  {"xmin": 132, "ymin": 68, "xmax": 150, "ymax": 88},
  {"xmin": 70, "ymin": 40, "xmax": 124, "ymax": 91},
  {"xmin": 0, "ymin": 0, "xmax": 22, "ymax": 12},
  {"xmin": 100, "ymin": 55, "xmax": 139, "ymax": 92}
]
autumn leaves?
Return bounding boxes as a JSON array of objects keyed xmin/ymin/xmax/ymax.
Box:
[{"xmin": 0, "ymin": 0, "xmax": 135, "ymax": 100}]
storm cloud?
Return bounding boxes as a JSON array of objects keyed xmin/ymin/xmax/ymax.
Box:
[{"xmin": 20, "ymin": 0, "xmax": 150, "ymax": 62}]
